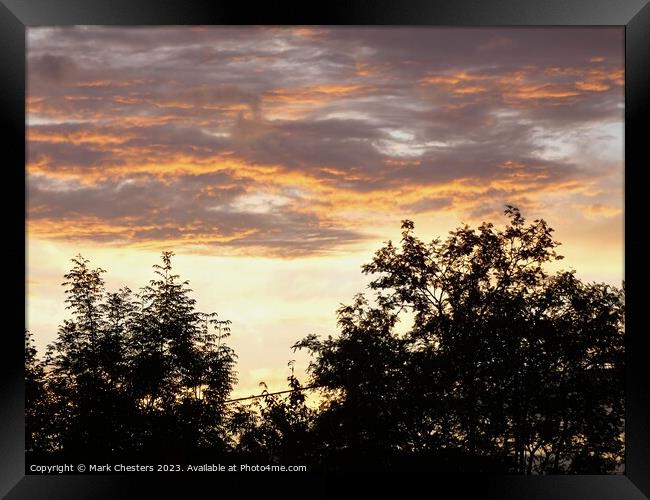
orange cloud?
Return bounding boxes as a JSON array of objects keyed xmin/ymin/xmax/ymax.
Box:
[
  {"xmin": 575, "ymin": 81, "xmax": 610, "ymax": 92},
  {"xmin": 504, "ymin": 84, "xmax": 580, "ymax": 101},
  {"xmin": 25, "ymin": 30, "xmax": 623, "ymax": 259},
  {"xmin": 75, "ymin": 79, "xmax": 148, "ymax": 88},
  {"xmin": 26, "ymin": 96, "xmax": 46, "ymax": 113},
  {"xmin": 419, "ymin": 71, "xmax": 486, "ymax": 86},
  {"xmin": 63, "ymin": 95, "xmax": 105, "ymax": 102},
  {"xmin": 261, "ymin": 83, "xmax": 377, "ymax": 119},
  {"xmin": 452, "ymin": 85, "xmax": 489, "ymax": 95},
  {"xmin": 544, "ymin": 66, "xmax": 624, "ymax": 86},
  {"xmin": 27, "ymin": 217, "xmax": 260, "ymax": 248},
  {"xmin": 28, "ymin": 129, "xmax": 133, "ymax": 146},
  {"xmin": 264, "ymin": 83, "xmax": 374, "ymax": 105},
  {"xmin": 354, "ymin": 61, "xmax": 392, "ymax": 78},
  {"xmin": 420, "ymin": 65, "xmax": 622, "ymax": 106}
]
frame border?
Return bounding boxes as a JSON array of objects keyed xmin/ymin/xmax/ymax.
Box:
[{"xmin": 2, "ymin": 1, "xmax": 648, "ymax": 498}]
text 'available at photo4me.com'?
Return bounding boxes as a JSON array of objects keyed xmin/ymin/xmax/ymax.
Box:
[{"xmin": 29, "ymin": 463, "xmax": 309, "ymax": 474}]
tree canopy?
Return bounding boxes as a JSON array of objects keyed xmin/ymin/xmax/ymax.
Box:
[
  {"xmin": 26, "ymin": 208, "xmax": 624, "ymax": 474},
  {"xmin": 30, "ymin": 251, "xmax": 237, "ymax": 462}
]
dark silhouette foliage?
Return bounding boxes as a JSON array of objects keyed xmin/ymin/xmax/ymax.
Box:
[
  {"xmin": 26, "ymin": 208, "xmax": 624, "ymax": 474},
  {"xmin": 293, "ymin": 206, "xmax": 624, "ymax": 473},
  {"xmin": 29, "ymin": 252, "xmax": 237, "ymax": 463},
  {"xmin": 25, "ymin": 329, "xmax": 50, "ymax": 455},
  {"xmin": 229, "ymin": 362, "xmax": 316, "ymax": 464}
]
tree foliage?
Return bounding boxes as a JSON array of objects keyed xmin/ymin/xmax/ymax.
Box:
[
  {"xmin": 25, "ymin": 329, "xmax": 50, "ymax": 454},
  {"xmin": 294, "ymin": 206, "xmax": 624, "ymax": 473},
  {"xmin": 31, "ymin": 252, "xmax": 237, "ymax": 461},
  {"xmin": 26, "ymin": 208, "xmax": 624, "ymax": 473},
  {"xmin": 229, "ymin": 362, "xmax": 315, "ymax": 464}
]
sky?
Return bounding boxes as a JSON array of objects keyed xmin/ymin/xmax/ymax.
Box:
[{"xmin": 26, "ymin": 26, "xmax": 624, "ymax": 399}]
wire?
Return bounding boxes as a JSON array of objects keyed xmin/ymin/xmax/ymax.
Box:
[{"xmin": 222, "ymin": 384, "xmax": 322, "ymax": 404}]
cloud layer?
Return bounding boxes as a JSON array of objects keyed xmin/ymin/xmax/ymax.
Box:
[{"xmin": 27, "ymin": 27, "xmax": 624, "ymax": 256}]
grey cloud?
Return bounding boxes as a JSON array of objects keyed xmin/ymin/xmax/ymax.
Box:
[
  {"xmin": 27, "ymin": 172, "xmax": 371, "ymax": 256},
  {"xmin": 29, "ymin": 171, "xmax": 249, "ymax": 220},
  {"xmin": 29, "ymin": 54, "xmax": 78, "ymax": 82},
  {"xmin": 28, "ymin": 141, "xmax": 118, "ymax": 169},
  {"xmin": 401, "ymin": 196, "xmax": 453, "ymax": 213},
  {"xmin": 26, "ymin": 26, "xmax": 623, "ymax": 255}
]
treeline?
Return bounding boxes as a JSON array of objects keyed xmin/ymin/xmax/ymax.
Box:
[{"xmin": 26, "ymin": 207, "xmax": 625, "ymax": 474}]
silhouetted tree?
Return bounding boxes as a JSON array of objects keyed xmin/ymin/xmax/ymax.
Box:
[
  {"xmin": 126, "ymin": 251, "xmax": 236, "ymax": 459},
  {"xmin": 293, "ymin": 296, "xmax": 411, "ymax": 471},
  {"xmin": 25, "ymin": 330, "xmax": 51, "ymax": 455},
  {"xmin": 44, "ymin": 255, "xmax": 132, "ymax": 457},
  {"xmin": 26, "ymin": 209, "xmax": 624, "ymax": 474},
  {"xmin": 295, "ymin": 207, "xmax": 624, "ymax": 473},
  {"xmin": 30, "ymin": 252, "xmax": 237, "ymax": 462},
  {"xmin": 229, "ymin": 363, "xmax": 315, "ymax": 464}
]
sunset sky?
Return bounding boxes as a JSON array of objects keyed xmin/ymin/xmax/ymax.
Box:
[{"xmin": 26, "ymin": 27, "xmax": 624, "ymax": 399}]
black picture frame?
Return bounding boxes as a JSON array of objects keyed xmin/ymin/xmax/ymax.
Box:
[{"xmin": 2, "ymin": 1, "xmax": 648, "ymax": 498}]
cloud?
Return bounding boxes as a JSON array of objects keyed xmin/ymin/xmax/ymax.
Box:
[
  {"xmin": 27, "ymin": 171, "xmax": 371, "ymax": 257},
  {"xmin": 478, "ymin": 36, "xmax": 515, "ymax": 52},
  {"xmin": 29, "ymin": 54, "xmax": 79, "ymax": 82},
  {"xmin": 26, "ymin": 26, "xmax": 624, "ymax": 256},
  {"xmin": 401, "ymin": 196, "xmax": 453, "ymax": 213}
]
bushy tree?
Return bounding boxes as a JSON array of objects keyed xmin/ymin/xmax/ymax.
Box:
[
  {"xmin": 43, "ymin": 255, "xmax": 131, "ymax": 456},
  {"xmin": 295, "ymin": 207, "xmax": 624, "ymax": 473},
  {"xmin": 229, "ymin": 363, "xmax": 315, "ymax": 464},
  {"xmin": 292, "ymin": 296, "xmax": 411, "ymax": 470},
  {"xmin": 30, "ymin": 252, "xmax": 237, "ymax": 461}
]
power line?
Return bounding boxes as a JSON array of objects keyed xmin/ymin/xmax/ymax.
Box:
[{"xmin": 222, "ymin": 384, "xmax": 323, "ymax": 404}]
